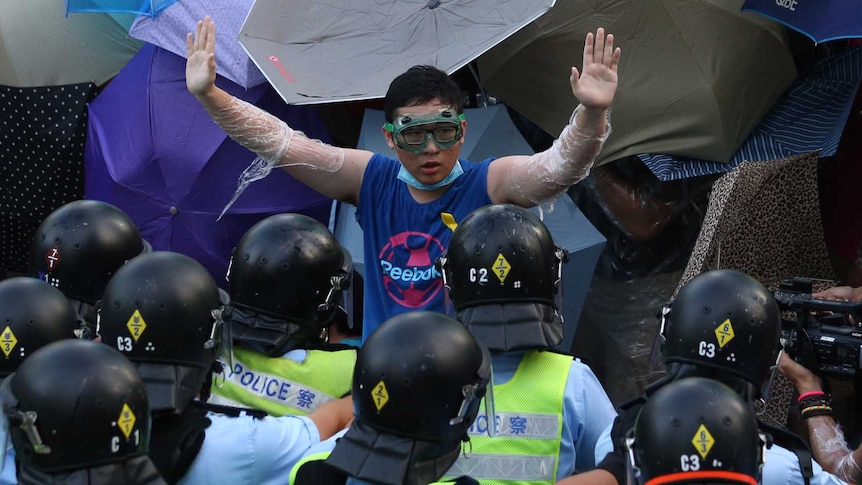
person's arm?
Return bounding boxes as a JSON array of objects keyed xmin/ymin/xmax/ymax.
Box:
[
  {"xmin": 779, "ymin": 353, "xmax": 862, "ymax": 483},
  {"xmin": 813, "ymin": 286, "xmax": 862, "ymax": 303},
  {"xmin": 554, "ymin": 469, "xmax": 618, "ymax": 485},
  {"xmin": 306, "ymin": 396, "xmax": 353, "ymax": 442},
  {"xmin": 487, "ymin": 28, "xmax": 620, "ymax": 207},
  {"xmin": 185, "ymin": 16, "xmax": 371, "ymax": 205}
]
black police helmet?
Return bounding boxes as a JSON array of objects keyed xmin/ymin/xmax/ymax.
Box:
[
  {"xmin": 97, "ymin": 251, "xmax": 223, "ymax": 368},
  {"xmin": 0, "ymin": 277, "xmax": 78, "ymax": 377},
  {"xmin": 27, "ymin": 200, "xmax": 149, "ymax": 304},
  {"xmin": 353, "ymin": 311, "xmax": 490, "ymax": 442},
  {"xmin": 227, "ymin": 213, "xmax": 351, "ymax": 326},
  {"xmin": 4, "ymin": 339, "xmax": 150, "ymax": 472},
  {"xmin": 662, "ymin": 269, "xmax": 782, "ymax": 386},
  {"xmin": 441, "ymin": 204, "xmax": 565, "ymax": 310},
  {"xmin": 629, "ymin": 377, "xmax": 764, "ymax": 485}
]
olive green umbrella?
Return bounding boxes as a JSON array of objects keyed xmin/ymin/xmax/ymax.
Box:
[{"xmin": 477, "ymin": 0, "xmax": 798, "ymax": 165}]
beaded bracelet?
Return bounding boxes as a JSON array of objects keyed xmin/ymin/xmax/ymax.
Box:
[{"xmin": 800, "ymin": 404, "xmax": 834, "ymax": 419}]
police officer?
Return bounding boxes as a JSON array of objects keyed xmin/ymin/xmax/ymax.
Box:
[
  {"xmin": 208, "ymin": 213, "xmax": 357, "ymax": 417},
  {"xmin": 97, "ymin": 251, "xmax": 353, "ymax": 485},
  {"xmin": 1, "ymin": 339, "xmax": 164, "ymax": 485},
  {"xmin": 27, "ymin": 199, "xmax": 150, "ymax": 335},
  {"xmin": 0, "ymin": 277, "xmax": 81, "ymax": 485},
  {"xmin": 592, "ymin": 269, "xmax": 847, "ymax": 485},
  {"xmin": 626, "ymin": 377, "xmax": 766, "ymax": 485},
  {"xmin": 436, "ymin": 203, "xmax": 616, "ymax": 484},
  {"xmin": 290, "ymin": 311, "xmax": 490, "ymax": 485}
]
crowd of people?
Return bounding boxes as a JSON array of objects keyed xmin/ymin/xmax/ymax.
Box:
[{"xmin": 1, "ymin": 14, "xmax": 860, "ymax": 485}]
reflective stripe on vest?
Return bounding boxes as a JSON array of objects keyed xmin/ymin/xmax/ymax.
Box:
[
  {"xmin": 445, "ymin": 350, "xmax": 570, "ymax": 485},
  {"xmin": 210, "ymin": 347, "xmax": 356, "ymax": 417}
]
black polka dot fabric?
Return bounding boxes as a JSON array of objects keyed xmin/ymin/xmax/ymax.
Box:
[{"xmin": 0, "ymin": 83, "xmax": 96, "ymax": 273}]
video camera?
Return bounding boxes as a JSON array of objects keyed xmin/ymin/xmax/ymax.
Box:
[{"xmin": 773, "ymin": 277, "xmax": 862, "ymax": 378}]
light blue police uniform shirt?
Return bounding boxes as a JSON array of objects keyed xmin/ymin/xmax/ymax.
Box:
[
  {"xmin": 594, "ymin": 417, "xmax": 849, "ymax": 484},
  {"xmin": 0, "ymin": 394, "xmax": 15, "ymax": 485},
  {"xmin": 299, "ymin": 352, "xmax": 617, "ymax": 481},
  {"xmin": 178, "ymin": 413, "xmax": 320, "ymax": 485}
]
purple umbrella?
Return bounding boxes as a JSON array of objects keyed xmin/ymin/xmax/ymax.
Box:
[
  {"xmin": 84, "ymin": 43, "xmax": 333, "ymax": 284},
  {"xmin": 129, "ymin": 0, "xmax": 266, "ymax": 88}
]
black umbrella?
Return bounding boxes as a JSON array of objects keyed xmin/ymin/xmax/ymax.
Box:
[{"xmin": 0, "ymin": 83, "xmax": 96, "ymax": 273}]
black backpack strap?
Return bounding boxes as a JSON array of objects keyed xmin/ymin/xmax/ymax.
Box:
[
  {"xmin": 759, "ymin": 419, "xmax": 813, "ymax": 485},
  {"xmin": 293, "ymin": 460, "xmax": 349, "ymax": 485},
  {"xmin": 149, "ymin": 406, "xmax": 212, "ymax": 484}
]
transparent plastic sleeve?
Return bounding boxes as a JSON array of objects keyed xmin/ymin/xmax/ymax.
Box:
[
  {"xmin": 809, "ymin": 419, "xmax": 861, "ymax": 483},
  {"xmin": 204, "ymin": 96, "xmax": 346, "ymax": 218},
  {"xmin": 508, "ymin": 105, "xmax": 611, "ymax": 205}
]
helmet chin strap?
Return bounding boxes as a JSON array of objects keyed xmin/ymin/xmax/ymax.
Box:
[{"xmin": 397, "ymin": 161, "xmax": 464, "ymax": 191}]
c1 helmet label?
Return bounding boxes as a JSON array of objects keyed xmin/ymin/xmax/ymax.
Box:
[{"xmin": 117, "ymin": 403, "xmax": 136, "ymax": 440}]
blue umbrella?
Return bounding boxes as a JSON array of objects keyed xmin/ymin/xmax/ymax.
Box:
[
  {"xmin": 742, "ymin": 0, "xmax": 862, "ymax": 44},
  {"xmin": 336, "ymin": 105, "xmax": 606, "ymax": 351},
  {"xmin": 639, "ymin": 45, "xmax": 862, "ymax": 181},
  {"xmin": 66, "ymin": 0, "xmax": 179, "ymax": 17}
]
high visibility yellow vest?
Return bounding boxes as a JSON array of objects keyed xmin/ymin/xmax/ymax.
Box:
[
  {"xmin": 209, "ymin": 347, "xmax": 356, "ymax": 416},
  {"xmin": 289, "ymin": 452, "xmax": 464, "ymax": 485},
  {"xmin": 444, "ymin": 350, "xmax": 570, "ymax": 485}
]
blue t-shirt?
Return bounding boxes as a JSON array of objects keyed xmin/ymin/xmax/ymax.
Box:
[{"xmin": 357, "ymin": 154, "xmax": 493, "ymax": 341}]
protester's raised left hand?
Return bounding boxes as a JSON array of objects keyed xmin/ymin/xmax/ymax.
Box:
[{"xmin": 571, "ymin": 28, "xmax": 621, "ymax": 110}]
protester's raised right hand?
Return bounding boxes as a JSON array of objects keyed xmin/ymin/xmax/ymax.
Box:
[{"xmin": 186, "ymin": 16, "xmax": 217, "ymax": 97}]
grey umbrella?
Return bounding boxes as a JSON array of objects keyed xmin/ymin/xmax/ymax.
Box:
[{"xmin": 238, "ymin": 0, "xmax": 555, "ymax": 104}]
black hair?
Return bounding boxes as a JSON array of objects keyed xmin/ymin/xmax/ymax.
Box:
[{"xmin": 383, "ymin": 65, "xmax": 464, "ymax": 122}]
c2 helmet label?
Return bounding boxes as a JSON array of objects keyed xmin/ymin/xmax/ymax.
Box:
[
  {"xmin": 493, "ymin": 253, "xmax": 511, "ymax": 283},
  {"xmin": 372, "ymin": 381, "xmax": 389, "ymax": 411},
  {"xmin": 126, "ymin": 310, "xmax": 147, "ymax": 342},
  {"xmin": 0, "ymin": 327, "xmax": 17, "ymax": 357},
  {"xmin": 691, "ymin": 424, "xmax": 715, "ymax": 459},
  {"xmin": 117, "ymin": 403, "xmax": 136, "ymax": 440},
  {"xmin": 714, "ymin": 319, "xmax": 735, "ymax": 348}
]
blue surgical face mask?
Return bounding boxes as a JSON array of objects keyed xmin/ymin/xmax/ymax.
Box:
[{"xmin": 397, "ymin": 160, "xmax": 464, "ymax": 191}]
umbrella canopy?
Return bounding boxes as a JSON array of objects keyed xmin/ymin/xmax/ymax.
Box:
[
  {"xmin": 639, "ymin": 45, "xmax": 862, "ymax": 181},
  {"xmin": 1, "ymin": 83, "xmax": 96, "ymax": 273},
  {"xmin": 671, "ymin": 151, "xmax": 836, "ymax": 429},
  {"xmin": 84, "ymin": 44, "xmax": 333, "ymax": 284},
  {"xmin": 130, "ymin": 0, "xmax": 267, "ymax": 88},
  {"xmin": 742, "ymin": 0, "xmax": 862, "ymax": 44},
  {"xmin": 238, "ymin": 0, "xmax": 556, "ymax": 105},
  {"xmin": 334, "ymin": 104, "xmax": 606, "ymax": 351},
  {"xmin": 0, "ymin": 0, "xmax": 142, "ymax": 87},
  {"xmin": 476, "ymin": 0, "xmax": 798, "ymax": 166},
  {"xmin": 66, "ymin": 0, "xmax": 179, "ymax": 16},
  {"xmin": 676, "ymin": 151, "xmax": 834, "ymax": 292}
]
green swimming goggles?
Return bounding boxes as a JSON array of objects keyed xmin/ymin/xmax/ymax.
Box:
[{"xmin": 384, "ymin": 109, "xmax": 466, "ymax": 154}]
